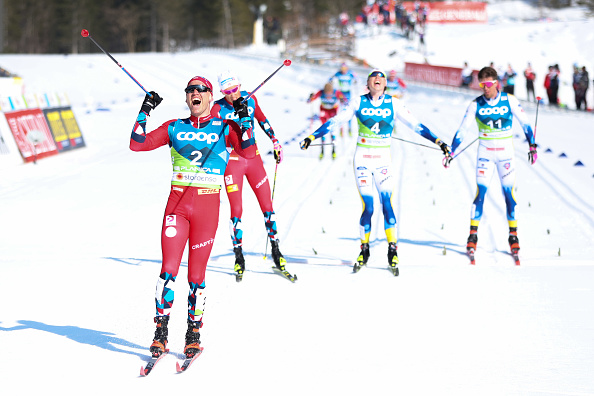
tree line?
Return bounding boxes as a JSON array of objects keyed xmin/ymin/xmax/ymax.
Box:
[{"xmin": 0, "ymin": 0, "xmax": 364, "ymax": 54}]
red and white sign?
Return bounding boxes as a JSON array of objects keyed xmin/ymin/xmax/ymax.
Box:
[
  {"xmin": 405, "ymin": 63, "xmax": 463, "ymax": 87},
  {"xmin": 405, "ymin": 62, "xmax": 483, "ymax": 89},
  {"xmin": 4, "ymin": 108, "xmax": 58, "ymax": 162},
  {"xmin": 402, "ymin": 1, "xmax": 487, "ymax": 23}
]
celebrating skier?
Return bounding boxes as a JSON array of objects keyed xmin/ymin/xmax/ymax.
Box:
[
  {"xmin": 210, "ymin": 70, "xmax": 294, "ymax": 282},
  {"xmin": 300, "ymin": 69, "xmax": 450, "ymax": 275},
  {"xmin": 307, "ymin": 82, "xmax": 347, "ymax": 159},
  {"xmin": 129, "ymin": 76, "xmax": 256, "ymax": 365},
  {"xmin": 446, "ymin": 66, "xmax": 537, "ymax": 265}
]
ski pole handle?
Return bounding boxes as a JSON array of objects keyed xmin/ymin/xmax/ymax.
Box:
[
  {"xmin": 242, "ymin": 59, "xmax": 291, "ymax": 104},
  {"xmin": 81, "ymin": 29, "xmax": 152, "ymax": 98}
]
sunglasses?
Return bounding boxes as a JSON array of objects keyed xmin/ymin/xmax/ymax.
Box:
[
  {"xmin": 478, "ymin": 81, "xmax": 498, "ymax": 88},
  {"xmin": 368, "ymin": 71, "xmax": 386, "ymax": 78},
  {"xmin": 185, "ymin": 85, "xmax": 211, "ymax": 94},
  {"xmin": 221, "ymin": 86, "xmax": 239, "ymax": 95}
]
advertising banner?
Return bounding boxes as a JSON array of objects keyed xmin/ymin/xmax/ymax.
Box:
[
  {"xmin": 405, "ymin": 62, "xmax": 463, "ymax": 87},
  {"xmin": 404, "ymin": 62, "xmax": 482, "ymax": 90},
  {"xmin": 402, "ymin": 1, "xmax": 488, "ymax": 23},
  {"xmin": 43, "ymin": 107, "xmax": 85, "ymax": 151},
  {"xmin": 4, "ymin": 109, "xmax": 59, "ymax": 162}
]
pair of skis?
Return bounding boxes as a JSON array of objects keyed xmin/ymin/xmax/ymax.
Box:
[
  {"xmin": 235, "ymin": 266, "xmax": 297, "ymax": 283},
  {"xmin": 140, "ymin": 347, "xmax": 204, "ymax": 376},
  {"xmin": 467, "ymin": 248, "xmax": 520, "ymax": 266},
  {"xmin": 353, "ymin": 262, "xmax": 399, "ymax": 276}
]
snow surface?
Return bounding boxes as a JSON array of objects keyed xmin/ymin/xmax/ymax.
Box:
[{"xmin": 1, "ymin": 4, "xmax": 594, "ymax": 395}]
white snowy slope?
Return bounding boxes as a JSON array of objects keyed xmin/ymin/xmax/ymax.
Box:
[{"xmin": 1, "ymin": 5, "xmax": 594, "ymax": 396}]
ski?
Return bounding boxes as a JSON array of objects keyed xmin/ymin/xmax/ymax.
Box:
[
  {"xmin": 511, "ymin": 250, "xmax": 520, "ymax": 266},
  {"xmin": 140, "ymin": 349, "xmax": 169, "ymax": 377},
  {"xmin": 235, "ymin": 271, "xmax": 243, "ymax": 282},
  {"xmin": 272, "ymin": 267, "xmax": 297, "ymax": 282},
  {"xmin": 352, "ymin": 261, "xmax": 366, "ymax": 273},
  {"xmin": 388, "ymin": 265, "xmax": 399, "ymax": 276},
  {"xmin": 176, "ymin": 347, "xmax": 204, "ymax": 373},
  {"xmin": 467, "ymin": 249, "xmax": 476, "ymax": 265}
]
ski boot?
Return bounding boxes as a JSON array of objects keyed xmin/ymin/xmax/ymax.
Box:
[
  {"xmin": 150, "ymin": 316, "xmax": 169, "ymax": 357},
  {"xmin": 184, "ymin": 320, "xmax": 202, "ymax": 358},
  {"xmin": 271, "ymin": 240, "xmax": 297, "ymax": 282},
  {"xmin": 353, "ymin": 243, "xmax": 370, "ymax": 273},
  {"xmin": 271, "ymin": 240, "xmax": 286, "ymax": 271},
  {"xmin": 466, "ymin": 226, "xmax": 478, "ymax": 265},
  {"xmin": 233, "ymin": 246, "xmax": 245, "ymax": 282},
  {"xmin": 508, "ymin": 228, "xmax": 520, "ymax": 265},
  {"xmin": 388, "ymin": 242, "xmax": 399, "ymax": 276}
]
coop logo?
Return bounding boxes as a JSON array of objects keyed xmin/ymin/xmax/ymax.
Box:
[
  {"xmin": 361, "ymin": 108, "xmax": 392, "ymax": 117},
  {"xmin": 177, "ymin": 131, "xmax": 220, "ymax": 144},
  {"xmin": 478, "ymin": 106, "xmax": 509, "ymax": 116}
]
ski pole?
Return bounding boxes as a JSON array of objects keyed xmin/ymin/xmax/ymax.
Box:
[
  {"xmin": 81, "ymin": 29, "xmax": 152, "ymax": 98},
  {"xmin": 309, "ymin": 143, "xmax": 335, "ymax": 146},
  {"xmin": 443, "ymin": 137, "xmax": 479, "ymax": 167},
  {"xmin": 391, "ymin": 136, "xmax": 440, "ymax": 150},
  {"xmin": 534, "ymin": 96, "xmax": 541, "ymax": 142},
  {"xmin": 264, "ymin": 161, "xmax": 279, "ymax": 260},
  {"xmin": 242, "ymin": 60, "xmax": 292, "ymax": 105}
]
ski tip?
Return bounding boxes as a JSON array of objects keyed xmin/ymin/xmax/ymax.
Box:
[
  {"xmin": 176, "ymin": 361, "xmax": 183, "ymax": 373},
  {"xmin": 140, "ymin": 367, "xmax": 147, "ymax": 377}
]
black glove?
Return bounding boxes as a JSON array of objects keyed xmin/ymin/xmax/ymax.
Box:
[
  {"xmin": 140, "ymin": 91, "xmax": 162, "ymax": 114},
  {"xmin": 232, "ymin": 97, "xmax": 249, "ymax": 119},
  {"xmin": 437, "ymin": 140, "xmax": 451, "ymax": 157},
  {"xmin": 528, "ymin": 143, "xmax": 538, "ymax": 165},
  {"xmin": 300, "ymin": 137, "xmax": 313, "ymax": 150},
  {"xmin": 307, "ymin": 93, "xmax": 314, "ymax": 103}
]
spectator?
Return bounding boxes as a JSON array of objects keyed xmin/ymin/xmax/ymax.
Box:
[
  {"xmin": 524, "ymin": 62, "xmax": 536, "ymax": 102},
  {"xmin": 264, "ymin": 16, "xmax": 282, "ymax": 45},
  {"xmin": 577, "ymin": 66, "xmax": 589, "ymax": 110},
  {"xmin": 461, "ymin": 62, "xmax": 473, "ymax": 88},
  {"xmin": 545, "ymin": 65, "xmax": 560, "ymax": 106},
  {"xmin": 572, "ymin": 64, "xmax": 581, "ymax": 109},
  {"xmin": 503, "ymin": 64, "xmax": 517, "ymax": 95}
]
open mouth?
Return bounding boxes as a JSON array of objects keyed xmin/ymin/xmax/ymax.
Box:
[{"xmin": 192, "ymin": 97, "xmax": 202, "ymax": 105}]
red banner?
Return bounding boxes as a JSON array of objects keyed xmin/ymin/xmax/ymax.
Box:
[
  {"xmin": 402, "ymin": 1, "xmax": 487, "ymax": 23},
  {"xmin": 4, "ymin": 109, "xmax": 58, "ymax": 162},
  {"xmin": 405, "ymin": 62, "xmax": 463, "ymax": 87},
  {"xmin": 404, "ymin": 62, "xmax": 482, "ymax": 90}
]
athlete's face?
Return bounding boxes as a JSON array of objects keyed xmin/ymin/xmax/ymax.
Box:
[
  {"xmin": 223, "ymin": 85, "xmax": 241, "ymax": 102},
  {"xmin": 479, "ymin": 78, "xmax": 498, "ymax": 99},
  {"xmin": 367, "ymin": 74, "xmax": 387, "ymax": 96},
  {"xmin": 185, "ymin": 85, "xmax": 212, "ymax": 117}
]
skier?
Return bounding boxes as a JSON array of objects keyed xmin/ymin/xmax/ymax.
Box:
[
  {"xmin": 300, "ymin": 69, "xmax": 450, "ymax": 275},
  {"xmin": 385, "ymin": 70, "xmax": 407, "ymax": 99},
  {"xmin": 129, "ymin": 76, "xmax": 256, "ymax": 360},
  {"xmin": 446, "ymin": 66, "xmax": 537, "ymax": 264},
  {"xmin": 307, "ymin": 82, "xmax": 347, "ymax": 159},
  {"xmin": 330, "ymin": 63, "xmax": 358, "ymax": 136},
  {"xmin": 210, "ymin": 70, "xmax": 291, "ymax": 281}
]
